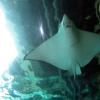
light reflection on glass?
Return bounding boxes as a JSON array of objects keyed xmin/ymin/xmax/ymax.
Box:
[{"xmin": 40, "ymin": 23, "xmax": 45, "ymax": 39}]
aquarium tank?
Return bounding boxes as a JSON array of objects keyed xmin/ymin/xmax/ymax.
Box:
[{"xmin": 0, "ymin": 0, "xmax": 100, "ymax": 100}]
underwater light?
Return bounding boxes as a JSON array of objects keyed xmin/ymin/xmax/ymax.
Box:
[{"xmin": 0, "ymin": 8, "xmax": 18, "ymax": 75}]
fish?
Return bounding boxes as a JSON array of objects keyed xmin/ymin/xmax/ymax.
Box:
[{"xmin": 24, "ymin": 14, "xmax": 100, "ymax": 76}]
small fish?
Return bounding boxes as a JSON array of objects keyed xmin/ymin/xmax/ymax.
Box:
[{"xmin": 24, "ymin": 14, "xmax": 100, "ymax": 76}]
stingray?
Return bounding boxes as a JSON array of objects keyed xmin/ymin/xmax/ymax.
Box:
[{"xmin": 24, "ymin": 14, "xmax": 100, "ymax": 76}]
